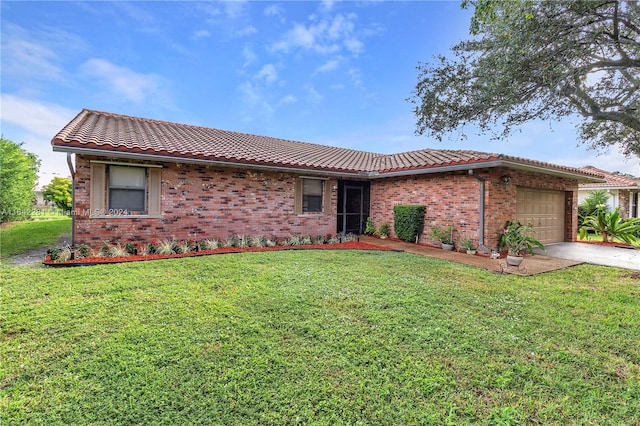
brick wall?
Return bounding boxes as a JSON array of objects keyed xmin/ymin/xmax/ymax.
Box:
[
  {"xmin": 619, "ymin": 190, "xmax": 630, "ymax": 218},
  {"xmin": 369, "ymin": 167, "xmax": 579, "ymax": 250},
  {"xmin": 71, "ymin": 155, "xmax": 337, "ymax": 247},
  {"xmin": 71, "ymin": 155, "xmax": 580, "ymax": 250}
]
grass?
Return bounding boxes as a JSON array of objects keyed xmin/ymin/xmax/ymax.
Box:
[
  {"xmin": 577, "ymin": 232, "xmax": 640, "ymax": 246},
  {"xmin": 2, "ymin": 249, "xmax": 639, "ymax": 424},
  {"xmin": 0, "ymin": 217, "xmax": 72, "ymax": 259}
]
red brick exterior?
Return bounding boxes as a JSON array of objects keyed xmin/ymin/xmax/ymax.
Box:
[
  {"xmin": 369, "ymin": 167, "xmax": 579, "ymax": 250},
  {"xmin": 71, "ymin": 155, "xmax": 337, "ymax": 247},
  {"xmin": 71, "ymin": 156, "xmax": 579, "ymax": 251},
  {"xmin": 619, "ymin": 190, "xmax": 630, "ymax": 218}
]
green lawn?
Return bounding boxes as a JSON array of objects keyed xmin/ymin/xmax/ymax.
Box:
[
  {"xmin": 0, "ymin": 217, "xmax": 71, "ymax": 258},
  {"xmin": 2, "ymin": 250, "xmax": 638, "ymax": 424}
]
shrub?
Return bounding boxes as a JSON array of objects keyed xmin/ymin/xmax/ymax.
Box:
[
  {"xmin": 393, "ymin": 205, "xmax": 426, "ymax": 242},
  {"xmin": 364, "ymin": 217, "xmax": 376, "ymax": 235},
  {"xmin": 250, "ymin": 236, "xmax": 267, "ymax": 248},
  {"xmin": 156, "ymin": 240, "xmax": 177, "ymax": 255},
  {"xmin": 75, "ymin": 244, "xmax": 90, "ymax": 258},
  {"xmin": 313, "ymin": 235, "xmax": 326, "ymax": 245},
  {"xmin": 125, "ymin": 242, "xmax": 137, "ymax": 255},
  {"xmin": 108, "ymin": 244, "xmax": 128, "ymax": 258},
  {"xmin": 579, "ymin": 208, "xmax": 640, "ymax": 244},
  {"xmin": 378, "ymin": 222, "xmax": 391, "ymax": 238}
]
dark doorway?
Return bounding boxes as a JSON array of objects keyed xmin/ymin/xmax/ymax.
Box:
[{"xmin": 337, "ymin": 180, "xmax": 370, "ymax": 234}]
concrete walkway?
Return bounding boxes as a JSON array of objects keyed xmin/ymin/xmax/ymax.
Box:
[
  {"xmin": 360, "ymin": 236, "xmax": 582, "ymax": 275},
  {"xmin": 534, "ymin": 243, "xmax": 639, "ymax": 270}
]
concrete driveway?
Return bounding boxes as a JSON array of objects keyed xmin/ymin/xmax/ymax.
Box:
[{"xmin": 535, "ymin": 243, "xmax": 640, "ymax": 270}]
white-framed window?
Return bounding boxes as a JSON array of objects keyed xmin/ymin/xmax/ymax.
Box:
[{"xmin": 295, "ymin": 177, "xmax": 331, "ymax": 215}]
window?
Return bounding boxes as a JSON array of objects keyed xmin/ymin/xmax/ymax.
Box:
[
  {"xmin": 109, "ymin": 166, "xmax": 146, "ymax": 211},
  {"xmin": 89, "ymin": 162, "xmax": 161, "ymax": 217},
  {"xmin": 303, "ymin": 179, "xmax": 323, "ymax": 213},
  {"xmin": 295, "ymin": 177, "xmax": 330, "ymax": 214}
]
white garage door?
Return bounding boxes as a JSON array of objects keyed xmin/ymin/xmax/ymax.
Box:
[{"xmin": 516, "ymin": 188, "xmax": 565, "ymax": 244}]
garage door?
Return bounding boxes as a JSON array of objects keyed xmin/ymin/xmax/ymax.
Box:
[{"xmin": 516, "ymin": 188, "xmax": 565, "ymax": 244}]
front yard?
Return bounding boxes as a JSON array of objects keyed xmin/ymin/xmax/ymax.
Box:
[{"xmin": 2, "ymin": 249, "xmax": 639, "ymax": 424}]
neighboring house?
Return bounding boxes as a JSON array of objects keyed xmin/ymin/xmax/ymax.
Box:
[
  {"xmin": 33, "ymin": 189, "xmax": 48, "ymax": 207},
  {"xmin": 578, "ymin": 166, "xmax": 640, "ymax": 218},
  {"xmin": 52, "ymin": 109, "xmax": 603, "ymax": 251}
]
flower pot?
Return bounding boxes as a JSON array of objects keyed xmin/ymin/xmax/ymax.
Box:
[
  {"xmin": 466, "ymin": 249, "xmax": 476, "ymax": 255},
  {"xmin": 506, "ymin": 255, "xmax": 524, "ymax": 266},
  {"xmin": 442, "ymin": 242, "xmax": 455, "ymax": 251}
]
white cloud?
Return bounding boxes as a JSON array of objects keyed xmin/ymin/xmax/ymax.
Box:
[
  {"xmin": 315, "ymin": 58, "xmax": 341, "ymax": 74},
  {"xmin": 558, "ymin": 150, "xmax": 640, "ymax": 177},
  {"xmin": 278, "ymin": 95, "xmax": 298, "ymax": 106},
  {"xmin": 192, "ymin": 29, "xmax": 211, "ymax": 39},
  {"xmin": 264, "ymin": 4, "xmax": 284, "ymax": 19},
  {"xmin": 1, "ymin": 23, "xmax": 87, "ymax": 83},
  {"xmin": 0, "ymin": 94, "xmax": 78, "ymax": 183},
  {"xmin": 234, "ymin": 26, "xmax": 257, "ymax": 37},
  {"xmin": 320, "ymin": 0, "xmax": 339, "ymax": 12},
  {"xmin": 348, "ymin": 68, "xmax": 363, "ymax": 87},
  {"xmin": 80, "ymin": 59, "xmax": 164, "ymax": 104},
  {"xmin": 254, "ymin": 64, "xmax": 278, "ymax": 85},
  {"xmin": 305, "ymin": 86, "xmax": 323, "ymax": 104},
  {"xmin": 269, "ymin": 13, "xmax": 362, "ymax": 56},
  {"xmin": 344, "ymin": 37, "xmax": 363, "ymax": 55},
  {"xmin": 0, "ymin": 94, "xmax": 76, "ymax": 139},
  {"xmin": 242, "ymin": 45, "xmax": 258, "ymax": 68}
]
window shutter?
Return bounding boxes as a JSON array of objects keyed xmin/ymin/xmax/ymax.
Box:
[
  {"xmin": 294, "ymin": 178, "xmax": 303, "ymax": 214},
  {"xmin": 148, "ymin": 168, "xmax": 161, "ymax": 216},
  {"xmin": 323, "ymin": 179, "xmax": 331, "ymax": 215},
  {"xmin": 90, "ymin": 163, "xmax": 106, "ymax": 213}
]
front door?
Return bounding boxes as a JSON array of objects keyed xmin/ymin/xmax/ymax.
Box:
[{"xmin": 337, "ymin": 181, "xmax": 370, "ymax": 234}]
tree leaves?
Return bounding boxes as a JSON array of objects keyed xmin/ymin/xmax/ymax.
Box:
[{"xmin": 411, "ymin": 0, "xmax": 640, "ymax": 156}]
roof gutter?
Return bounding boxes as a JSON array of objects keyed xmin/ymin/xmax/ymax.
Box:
[
  {"xmin": 53, "ymin": 145, "xmax": 606, "ymax": 182},
  {"xmin": 52, "ymin": 145, "xmax": 366, "ymax": 179},
  {"xmin": 499, "ymin": 160, "xmax": 606, "ymax": 182}
]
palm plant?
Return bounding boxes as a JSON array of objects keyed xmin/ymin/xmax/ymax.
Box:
[
  {"xmin": 578, "ymin": 190, "xmax": 610, "ymax": 226},
  {"xmin": 579, "ymin": 208, "xmax": 640, "ymax": 244},
  {"xmin": 499, "ymin": 221, "xmax": 545, "ymax": 256}
]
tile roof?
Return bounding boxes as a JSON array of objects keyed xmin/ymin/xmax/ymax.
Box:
[
  {"xmin": 579, "ymin": 166, "xmax": 640, "ymax": 189},
  {"xmin": 52, "ymin": 109, "xmax": 602, "ymax": 180}
]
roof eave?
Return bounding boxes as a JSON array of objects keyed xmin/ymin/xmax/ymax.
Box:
[
  {"xmin": 367, "ymin": 159, "xmax": 604, "ymax": 181},
  {"xmin": 579, "ymin": 184, "xmax": 640, "ymax": 190},
  {"xmin": 53, "ymin": 144, "xmax": 604, "ymax": 182},
  {"xmin": 499, "ymin": 160, "xmax": 606, "ymax": 182},
  {"xmin": 52, "ymin": 145, "xmax": 366, "ymax": 179}
]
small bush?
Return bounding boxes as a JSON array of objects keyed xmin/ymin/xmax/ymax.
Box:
[
  {"xmin": 364, "ymin": 217, "xmax": 376, "ymax": 235},
  {"xmin": 125, "ymin": 242, "xmax": 137, "ymax": 255},
  {"xmin": 393, "ymin": 205, "xmax": 425, "ymax": 242},
  {"xmin": 378, "ymin": 222, "xmax": 390, "ymax": 238},
  {"xmin": 75, "ymin": 244, "xmax": 90, "ymax": 258}
]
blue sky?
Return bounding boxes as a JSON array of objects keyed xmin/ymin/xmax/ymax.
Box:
[{"xmin": 2, "ymin": 0, "xmax": 639, "ymax": 186}]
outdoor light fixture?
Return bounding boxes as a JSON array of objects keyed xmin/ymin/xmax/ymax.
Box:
[{"xmin": 500, "ymin": 175, "xmax": 512, "ymax": 185}]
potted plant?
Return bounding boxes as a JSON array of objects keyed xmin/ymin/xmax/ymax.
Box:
[
  {"xmin": 499, "ymin": 221, "xmax": 545, "ymax": 266},
  {"xmin": 459, "ymin": 236, "xmax": 477, "ymax": 255},
  {"xmin": 430, "ymin": 222, "xmax": 454, "ymax": 250}
]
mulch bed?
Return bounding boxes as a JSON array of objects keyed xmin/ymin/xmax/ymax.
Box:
[{"xmin": 43, "ymin": 241, "xmax": 396, "ymax": 267}]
